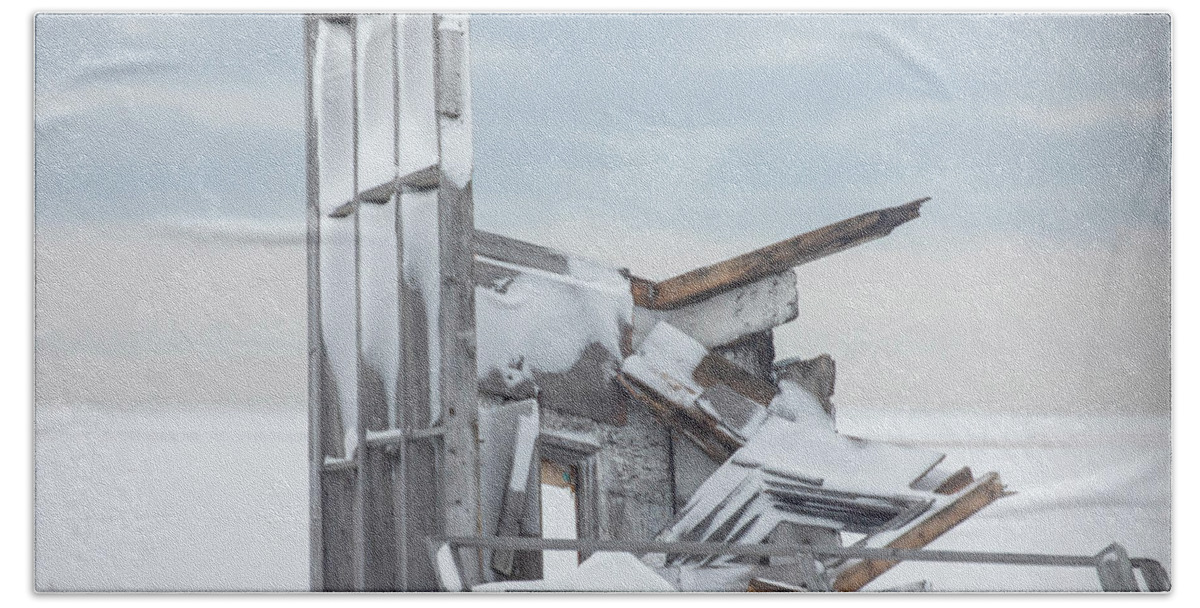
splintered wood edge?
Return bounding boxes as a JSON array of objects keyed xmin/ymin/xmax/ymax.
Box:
[
  {"xmin": 616, "ymin": 374, "xmax": 737, "ymax": 461},
  {"xmin": 639, "ymin": 197, "xmax": 928, "ymax": 310},
  {"xmin": 832, "ymin": 472, "xmax": 1007, "ymax": 592}
]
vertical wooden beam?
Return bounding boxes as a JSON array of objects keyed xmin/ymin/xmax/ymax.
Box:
[
  {"xmin": 303, "ymin": 14, "xmax": 323, "ymax": 592},
  {"xmin": 310, "ymin": 14, "xmax": 358, "ymax": 591},
  {"xmin": 434, "ymin": 13, "xmax": 481, "ymax": 586},
  {"xmin": 396, "ymin": 13, "xmax": 445, "ymax": 591},
  {"xmin": 354, "ymin": 14, "xmax": 401, "ymax": 591}
]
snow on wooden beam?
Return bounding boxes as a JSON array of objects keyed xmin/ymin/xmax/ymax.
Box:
[
  {"xmin": 637, "ymin": 198, "xmax": 929, "ymax": 310},
  {"xmin": 832, "ymin": 472, "xmax": 1007, "ymax": 592},
  {"xmin": 327, "ymin": 164, "xmax": 444, "ymax": 217},
  {"xmin": 620, "ymin": 322, "xmax": 776, "ymax": 459},
  {"xmin": 632, "ymin": 270, "xmax": 798, "ymax": 350},
  {"xmin": 619, "ymin": 375, "xmax": 737, "ymax": 462},
  {"xmin": 473, "ymin": 256, "xmax": 632, "ymax": 425}
]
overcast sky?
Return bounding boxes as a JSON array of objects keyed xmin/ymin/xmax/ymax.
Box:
[
  {"xmin": 35, "ymin": 13, "xmax": 1170, "ymax": 245},
  {"xmin": 33, "ymin": 14, "xmax": 1171, "ymax": 415}
]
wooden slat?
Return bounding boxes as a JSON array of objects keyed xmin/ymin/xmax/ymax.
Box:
[
  {"xmin": 933, "ymin": 466, "xmax": 975, "ymax": 495},
  {"xmin": 832, "ymin": 472, "xmax": 1006, "ymax": 592},
  {"xmin": 619, "ymin": 375, "xmax": 737, "ymax": 462},
  {"xmin": 747, "ymin": 578, "xmax": 804, "ymax": 592},
  {"xmin": 639, "ymin": 198, "xmax": 928, "ymax": 310},
  {"xmin": 473, "ymin": 229, "xmax": 570, "ymax": 275}
]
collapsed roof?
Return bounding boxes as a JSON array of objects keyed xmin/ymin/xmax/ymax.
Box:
[{"xmin": 469, "ymin": 197, "xmax": 1009, "ymax": 591}]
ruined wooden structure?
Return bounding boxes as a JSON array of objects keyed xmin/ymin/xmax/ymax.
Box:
[{"xmin": 306, "ymin": 13, "xmax": 1167, "ymax": 593}]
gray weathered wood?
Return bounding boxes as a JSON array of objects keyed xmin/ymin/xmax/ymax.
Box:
[
  {"xmin": 473, "ymin": 230, "xmax": 571, "ymax": 275},
  {"xmin": 309, "ymin": 14, "xmax": 359, "ymax": 591},
  {"xmin": 303, "ymin": 15, "xmax": 324, "ymax": 592},
  {"xmin": 434, "ymin": 13, "xmax": 482, "ymax": 586}
]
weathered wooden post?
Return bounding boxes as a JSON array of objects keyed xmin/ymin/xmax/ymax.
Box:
[{"xmin": 307, "ymin": 13, "xmax": 477, "ymax": 592}]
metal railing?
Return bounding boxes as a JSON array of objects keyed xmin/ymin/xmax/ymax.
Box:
[{"xmin": 432, "ymin": 536, "xmax": 1170, "ymax": 592}]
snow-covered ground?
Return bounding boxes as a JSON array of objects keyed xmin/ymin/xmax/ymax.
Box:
[
  {"xmin": 839, "ymin": 408, "xmax": 1171, "ymax": 592},
  {"xmin": 33, "ymin": 401, "xmax": 1169, "ymax": 592}
]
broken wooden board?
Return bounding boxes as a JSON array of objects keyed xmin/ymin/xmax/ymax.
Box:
[
  {"xmin": 621, "ymin": 375, "xmax": 736, "ymax": 462},
  {"xmin": 631, "ymin": 270, "xmax": 798, "ymax": 350},
  {"xmin": 712, "ymin": 331, "xmax": 777, "ymax": 380},
  {"xmin": 483, "ymin": 404, "xmax": 540, "ymax": 578},
  {"xmin": 693, "ymin": 352, "xmax": 778, "ymax": 406},
  {"xmin": 637, "ymin": 198, "xmax": 928, "ymax": 310},
  {"xmin": 620, "ymin": 323, "xmax": 771, "ymax": 458},
  {"xmin": 831, "ymin": 472, "xmax": 1007, "ymax": 592},
  {"xmin": 774, "ymin": 354, "xmax": 836, "ymax": 419}
]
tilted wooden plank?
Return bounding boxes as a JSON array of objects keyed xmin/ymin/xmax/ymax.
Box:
[
  {"xmin": 620, "ymin": 322, "xmax": 774, "ymax": 459},
  {"xmin": 832, "ymin": 472, "xmax": 1006, "ymax": 592},
  {"xmin": 640, "ymin": 198, "xmax": 928, "ymax": 310},
  {"xmin": 474, "ymin": 230, "xmax": 571, "ymax": 275},
  {"xmin": 933, "ymin": 467, "xmax": 975, "ymax": 495},
  {"xmin": 619, "ymin": 375, "xmax": 737, "ymax": 461},
  {"xmin": 489, "ymin": 411, "xmax": 539, "ymax": 576}
]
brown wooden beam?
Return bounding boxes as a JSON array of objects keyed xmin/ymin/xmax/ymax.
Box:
[
  {"xmin": 933, "ymin": 466, "xmax": 975, "ymax": 495},
  {"xmin": 637, "ymin": 198, "xmax": 928, "ymax": 310},
  {"xmin": 832, "ymin": 472, "xmax": 1006, "ymax": 592}
]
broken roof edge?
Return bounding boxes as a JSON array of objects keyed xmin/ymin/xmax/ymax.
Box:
[
  {"xmin": 471, "ymin": 197, "xmax": 927, "ymax": 314},
  {"xmin": 637, "ymin": 197, "xmax": 929, "ymax": 310}
]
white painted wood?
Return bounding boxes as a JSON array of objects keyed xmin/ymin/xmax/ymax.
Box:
[
  {"xmin": 355, "ymin": 15, "xmax": 397, "ymax": 193},
  {"xmin": 310, "ymin": 15, "xmax": 358, "ymax": 591},
  {"xmin": 632, "ymin": 270, "xmax": 798, "ymax": 349}
]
